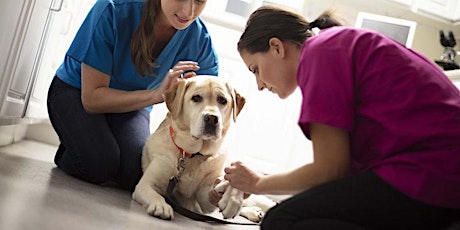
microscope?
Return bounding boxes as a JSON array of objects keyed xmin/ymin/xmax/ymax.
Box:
[{"xmin": 435, "ymin": 30, "xmax": 460, "ymax": 71}]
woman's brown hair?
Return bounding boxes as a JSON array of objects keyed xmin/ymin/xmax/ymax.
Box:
[
  {"xmin": 237, "ymin": 5, "xmax": 342, "ymax": 54},
  {"xmin": 131, "ymin": 0, "xmax": 161, "ymax": 76}
]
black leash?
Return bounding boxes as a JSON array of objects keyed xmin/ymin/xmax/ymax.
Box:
[{"xmin": 164, "ymin": 176, "xmax": 259, "ymax": 225}]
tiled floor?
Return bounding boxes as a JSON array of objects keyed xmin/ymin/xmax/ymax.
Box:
[{"xmin": 0, "ymin": 140, "xmax": 259, "ymax": 230}]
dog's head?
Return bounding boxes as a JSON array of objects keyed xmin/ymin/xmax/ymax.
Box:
[{"xmin": 163, "ymin": 75, "xmax": 245, "ymax": 143}]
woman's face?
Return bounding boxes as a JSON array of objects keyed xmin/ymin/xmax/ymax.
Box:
[
  {"xmin": 240, "ymin": 39, "xmax": 299, "ymax": 99},
  {"xmin": 160, "ymin": 0, "xmax": 207, "ymax": 30}
]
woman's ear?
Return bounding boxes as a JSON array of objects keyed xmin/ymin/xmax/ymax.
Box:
[{"xmin": 268, "ymin": 37, "xmax": 285, "ymax": 58}]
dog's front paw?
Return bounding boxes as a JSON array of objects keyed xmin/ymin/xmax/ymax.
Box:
[
  {"xmin": 216, "ymin": 181, "xmax": 244, "ymax": 219},
  {"xmin": 240, "ymin": 206, "xmax": 264, "ymax": 223},
  {"xmin": 147, "ymin": 199, "xmax": 174, "ymax": 220}
]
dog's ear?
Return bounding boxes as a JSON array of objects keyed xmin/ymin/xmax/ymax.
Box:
[
  {"xmin": 163, "ymin": 80, "xmax": 189, "ymax": 119},
  {"xmin": 226, "ymin": 83, "xmax": 246, "ymax": 122},
  {"xmin": 233, "ymin": 91, "xmax": 246, "ymax": 122}
]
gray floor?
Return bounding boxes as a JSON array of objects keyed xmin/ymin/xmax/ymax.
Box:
[{"xmin": 0, "ymin": 140, "xmax": 259, "ymax": 230}]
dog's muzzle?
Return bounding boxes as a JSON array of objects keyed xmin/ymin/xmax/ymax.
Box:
[{"xmin": 203, "ymin": 114, "xmax": 219, "ymax": 136}]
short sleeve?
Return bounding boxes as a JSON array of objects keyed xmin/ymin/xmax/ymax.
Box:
[
  {"xmin": 297, "ymin": 35, "xmax": 355, "ymax": 138},
  {"xmin": 66, "ymin": 1, "xmax": 115, "ymax": 75}
]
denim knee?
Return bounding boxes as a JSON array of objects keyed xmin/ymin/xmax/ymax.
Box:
[{"xmin": 56, "ymin": 147, "xmax": 120, "ymax": 185}]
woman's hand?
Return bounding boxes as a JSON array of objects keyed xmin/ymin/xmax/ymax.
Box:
[
  {"xmin": 155, "ymin": 61, "xmax": 200, "ymax": 102},
  {"xmin": 168, "ymin": 61, "xmax": 200, "ymax": 79},
  {"xmin": 224, "ymin": 161, "xmax": 264, "ymax": 194},
  {"xmin": 209, "ymin": 177, "xmax": 251, "ymax": 207}
]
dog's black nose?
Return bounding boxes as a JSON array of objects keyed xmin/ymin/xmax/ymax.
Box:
[{"xmin": 204, "ymin": 114, "xmax": 218, "ymax": 125}]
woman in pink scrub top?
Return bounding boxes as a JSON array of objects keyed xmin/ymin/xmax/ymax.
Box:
[{"xmin": 224, "ymin": 5, "xmax": 460, "ymax": 229}]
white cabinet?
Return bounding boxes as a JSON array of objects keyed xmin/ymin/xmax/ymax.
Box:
[
  {"xmin": 455, "ymin": 5, "xmax": 460, "ymax": 22},
  {"xmin": 388, "ymin": 0, "xmax": 460, "ymax": 24},
  {"xmin": 26, "ymin": 0, "xmax": 96, "ymax": 119},
  {"xmin": 444, "ymin": 69, "xmax": 460, "ymax": 88},
  {"xmin": 413, "ymin": 0, "xmax": 460, "ymax": 23},
  {"xmin": 0, "ymin": 0, "xmax": 58, "ymax": 124},
  {"xmin": 416, "ymin": 0, "xmax": 457, "ymax": 18},
  {"xmin": 389, "ymin": 0, "xmax": 414, "ymax": 6}
]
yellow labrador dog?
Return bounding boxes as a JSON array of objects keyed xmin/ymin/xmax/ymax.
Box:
[{"xmin": 133, "ymin": 75, "xmax": 270, "ymax": 221}]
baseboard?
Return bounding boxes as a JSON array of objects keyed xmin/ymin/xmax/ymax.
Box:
[
  {"xmin": 25, "ymin": 121, "xmax": 59, "ymax": 146},
  {"xmin": 0, "ymin": 124, "xmax": 28, "ymax": 147}
]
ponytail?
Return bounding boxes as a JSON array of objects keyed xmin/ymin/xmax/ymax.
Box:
[{"xmin": 308, "ymin": 10, "xmax": 342, "ymax": 30}]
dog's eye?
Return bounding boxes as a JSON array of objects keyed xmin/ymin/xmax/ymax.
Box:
[
  {"xmin": 191, "ymin": 95, "xmax": 202, "ymax": 103},
  {"xmin": 217, "ymin": 96, "xmax": 227, "ymax": 105}
]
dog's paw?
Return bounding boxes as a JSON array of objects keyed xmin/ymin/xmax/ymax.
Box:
[
  {"xmin": 214, "ymin": 179, "xmax": 228, "ymax": 193},
  {"xmin": 147, "ymin": 200, "xmax": 174, "ymax": 220},
  {"xmin": 216, "ymin": 181, "xmax": 244, "ymax": 219},
  {"xmin": 240, "ymin": 206, "xmax": 264, "ymax": 223}
]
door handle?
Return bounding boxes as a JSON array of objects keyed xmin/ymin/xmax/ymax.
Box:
[{"xmin": 50, "ymin": 0, "xmax": 64, "ymax": 12}]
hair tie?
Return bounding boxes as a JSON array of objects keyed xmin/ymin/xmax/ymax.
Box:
[{"xmin": 309, "ymin": 20, "xmax": 319, "ymax": 30}]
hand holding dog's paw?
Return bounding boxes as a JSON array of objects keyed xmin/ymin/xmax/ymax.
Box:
[
  {"xmin": 147, "ymin": 199, "xmax": 174, "ymax": 220},
  {"xmin": 215, "ymin": 180, "xmax": 244, "ymax": 219}
]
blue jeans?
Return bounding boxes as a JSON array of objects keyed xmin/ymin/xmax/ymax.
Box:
[{"xmin": 47, "ymin": 76, "xmax": 150, "ymax": 191}]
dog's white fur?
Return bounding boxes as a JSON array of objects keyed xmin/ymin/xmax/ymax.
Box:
[{"xmin": 133, "ymin": 75, "xmax": 272, "ymax": 221}]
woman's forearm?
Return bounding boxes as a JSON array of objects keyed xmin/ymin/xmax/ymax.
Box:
[
  {"xmin": 252, "ymin": 123, "xmax": 350, "ymax": 195},
  {"xmin": 81, "ymin": 86, "xmax": 162, "ymax": 114},
  {"xmin": 255, "ymin": 162, "xmax": 346, "ymax": 195},
  {"xmin": 81, "ymin": 62, "xmax": 171, "ymax": 114}
]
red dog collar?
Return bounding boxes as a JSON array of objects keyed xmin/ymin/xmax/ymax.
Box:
[{"xmin": 169, "ymin": 126, "xmax": 194, "ymax": 158}]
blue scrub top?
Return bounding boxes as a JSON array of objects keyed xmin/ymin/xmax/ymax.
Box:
[{"xmin": 55, "ymin": 0, "xmax": 219, "ymax": 102}]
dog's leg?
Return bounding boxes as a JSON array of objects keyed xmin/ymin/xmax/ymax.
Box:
[
  {"xmin": 186, "ymin": 175, "xmax": 221, "ymax": 214},
  {"xmin": 214, "ymin": 180, "xmax": 244, "ymax": 219},
  {"xmin": 132, "ymin": 162, "xmax": 174, "ymax": 220}
]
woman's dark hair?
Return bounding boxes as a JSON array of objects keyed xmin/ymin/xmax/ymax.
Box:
[
  {"xmin": 131, "ymin": 0, "xmax": 161, "ymax": 76},
  {"xmin": 237, "ymin": 5, "xmax": 342, "ymax": 54}
]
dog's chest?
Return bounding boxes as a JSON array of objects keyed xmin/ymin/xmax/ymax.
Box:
[{"xmin": 175, "ymin": 154, "xmax": 225, "ymax": 195}]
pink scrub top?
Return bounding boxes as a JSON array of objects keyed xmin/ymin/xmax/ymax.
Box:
[{"xmin": 297, "ymin": 26, "xmax": 460, "ymax": 209}]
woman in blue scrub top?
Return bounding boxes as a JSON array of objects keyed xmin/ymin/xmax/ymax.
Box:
[{"xmin": 47, "ymin": 0, "xmax": 218, "ymax": 190}]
